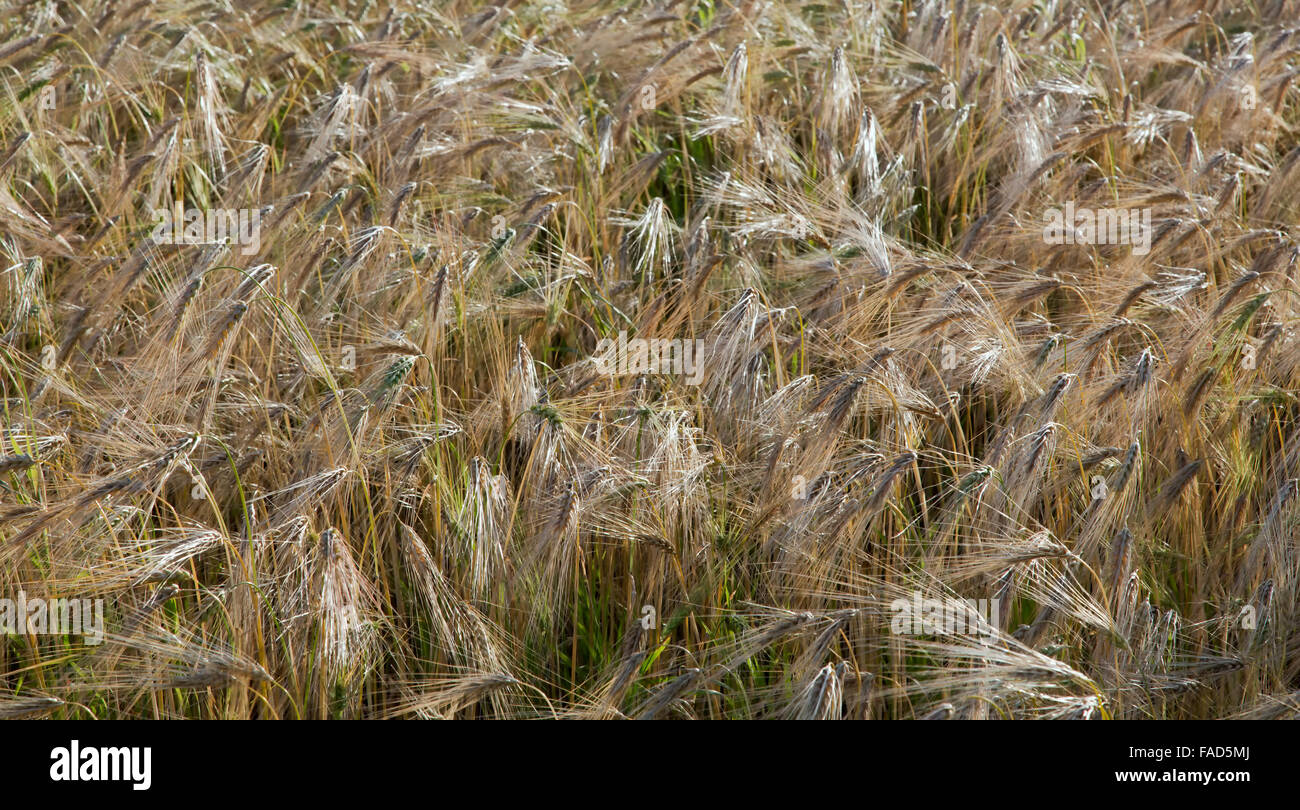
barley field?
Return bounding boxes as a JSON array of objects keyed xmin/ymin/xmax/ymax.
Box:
[{"xmin": 0, "ymin": 0, "xmax": 1297, "ymax": 720}]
